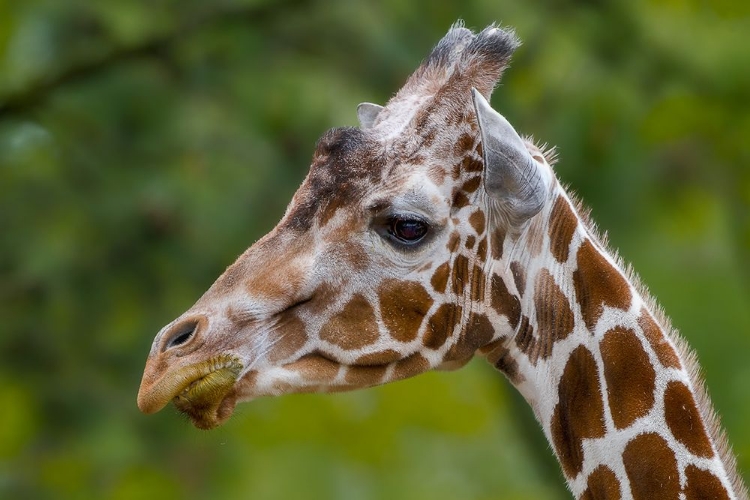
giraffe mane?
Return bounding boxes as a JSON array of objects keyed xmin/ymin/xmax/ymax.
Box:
[
  {"xmin": 564, "ymin": 187, "xmax": 748, "ymax": 499},
  {"xmin": 522, "ymin": 134, "xmax": 560, "ymax": 167}
]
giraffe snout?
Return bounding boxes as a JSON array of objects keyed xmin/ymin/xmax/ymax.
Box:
[{"xmin": 137, "ymin": 312, "xmax": 243, "ymax": 419}]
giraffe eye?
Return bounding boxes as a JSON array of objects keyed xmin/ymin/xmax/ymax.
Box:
[{"xmin": 388, "ymin": 216, "xmax": 429, "ymax": 245}]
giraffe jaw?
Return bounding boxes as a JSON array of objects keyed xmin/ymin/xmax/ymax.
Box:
[{"xmin": 137, "ymin": 355, "xmax": 243, "ymax": 429}]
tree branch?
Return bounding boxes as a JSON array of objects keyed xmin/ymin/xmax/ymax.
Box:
[{"xmin": 0, "ymin": 0, "xmax": 309, "ymax": 117}]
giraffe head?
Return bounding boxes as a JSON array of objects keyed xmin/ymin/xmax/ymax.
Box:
[{"xmin": 137, "ymin": 24, "xmax": 555, "ymax": 429}]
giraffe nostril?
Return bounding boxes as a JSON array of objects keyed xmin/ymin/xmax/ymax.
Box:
[{"xmin": 163, "ymin": 319, "xmax": 199, "ymax": 352}]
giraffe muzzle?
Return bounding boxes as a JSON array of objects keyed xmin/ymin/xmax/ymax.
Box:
[{"xmin": 137, "ymin": 355, "xmax": 243, "ymax": 427}]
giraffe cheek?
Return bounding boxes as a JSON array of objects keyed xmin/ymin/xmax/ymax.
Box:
[
  {"xmin": 378, "ymin": 280, "xmax": 434, "ymax": 342},
  {"xmin": 266, "ymin": 315, "xmax": 309, "ymax": 364},
  {"xmin": 319, "ymin": 294, "xmax": 379, "ymax": 350},
  {"xmin": 430, "ymin": 262, "xmax": 450, "ymax": 294}
]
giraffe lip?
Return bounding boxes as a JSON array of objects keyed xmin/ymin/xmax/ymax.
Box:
[
  {"xmin": 170, "ymin": 357, "xmax": 243, "ymax": 429},
  {"xmin": 137, "ymin": 355, "xmax": 242, "ymax": 420},
  {"xmin": 178, "ymin": 375, "xmax": 210, "ymax": 397}
]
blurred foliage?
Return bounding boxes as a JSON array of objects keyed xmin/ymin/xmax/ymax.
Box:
[{"xmin": 1, "ymin": 0, "xmax": 748, "ymax": 498}]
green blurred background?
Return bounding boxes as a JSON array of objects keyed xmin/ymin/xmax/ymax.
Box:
[{"xmin": 1, "ymin": 0, "xmax": 748, "ymax": 498}]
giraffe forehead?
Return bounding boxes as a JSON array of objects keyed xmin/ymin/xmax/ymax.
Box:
[
  {"xmin": 284, "ymin": 127, "xmax": 383, "ymax": 231},
  {"xmin": 380, "ymin": 106, "xmax": 480, "ymax": 171},
  {"xmin": 377, "ymin": 172, "xmax": 451, "ymax": 217},
  {"xmin": 285, "ymin": 126, "xmax": 472, "ymax": 234}
]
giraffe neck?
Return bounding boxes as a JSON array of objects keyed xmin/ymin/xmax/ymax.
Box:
[{"xmin": 481, "ymin": 185, "xmax": 744, "ymax": 500}]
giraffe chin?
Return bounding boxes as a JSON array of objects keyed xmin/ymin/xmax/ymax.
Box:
[
  {"xmin": 173, "ymin": 389, "xmax": 238, "ymax": 430},
  {"xmin": 171, "ymin": 363, "xmax": 243, "ymax": 430}
]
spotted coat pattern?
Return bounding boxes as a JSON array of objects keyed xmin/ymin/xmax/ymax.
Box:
[{"xmin": 137, "ymin": 24, "xmax": 747, "ymax": 500}]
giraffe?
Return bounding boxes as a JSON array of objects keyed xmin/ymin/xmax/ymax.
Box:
[{"xmin": 136, "ymin": 24, "xmax": 748, "ymax": 499}]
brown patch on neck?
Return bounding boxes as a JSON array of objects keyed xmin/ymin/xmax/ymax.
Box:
[
  {"xmin": 490, "ymin": 226, "xmax": 505, "ymax": 260},
  {"xmin": 509, "ymin": 261, "xmax": 526, "ymax": 297},
  {"xmin": 637, "ymin": 308, "xmax": 682, "ymax": 369},
  {"xmin": 573, "ymin": 239, "xmax": 632, "ymax": 332},
  {"xmin": 446, "ymin": 312, "xmax": 495, "ymax": 363},
  {"xmin": 378, "ymin": 280, "xmax": 434, "ymax": 342},
  {"xmin": 683, "ymin": 465, "xmax": 731, "ymax": 500},
  {"xmin": 461, "ymin": 176, "xmax": 481, "ymax": 194},
  {"xmin": 622, "ymin": 433, "xmax": 680, "ymax": 500},
  {"xmin": 513, "ymin": 314, "xmax": 535, "ymax": 359},
  {"xmin": 468, "ymin": 262, "xmax": 487, "ymax": 304},
  {"xmin": 451, "ymin": 254, "xmax": 470, "ymax": 296},
  {"xmin": 451, "ymin": 161, "xmax": 462, "ymax": 181},
  {"xmin": 548, "ymin": 195, "xmax": 579, "ymax": 263},
  {"xmin": 490, "ymin": 273, "xmax": 521, "ymax": 329},
  {"xmin": 599, "ymin": 326, "xmax": 656, "ymax": 429},
  {"xmin": 581, "ymin": 465, "xmax": 621, "ymax": 500},
  {"xmin": 476, "ymin": 237, "xmax": 487, "ymax": 262},
  {"xmin": 519, "ymin": 269, "xmax": 574, "ymax": 364},
  {"xmin": 482, "ymin": 340, "xmax": 522, "ymax": 384},
  {"xmin": 550, "ymin": 345, "xmax": 606, "ymax": 479},
  {"xmin": 525, "ymin": 214, "xmax": 546, "ymax": 258},
  {"xmin": 663, "ymin": 381, "xmax": 714, "ymax": 458}
]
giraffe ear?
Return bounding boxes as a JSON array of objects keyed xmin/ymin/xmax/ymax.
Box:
[
  {"xmin": 472, "ymin": 88, "xmax": 551, "ymax": 225},
  {"xmin": 357, "ymin": 102, "xmax": 384, "ymax": 129}
]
